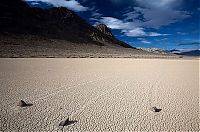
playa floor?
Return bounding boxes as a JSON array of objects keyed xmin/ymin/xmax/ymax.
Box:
[{"xmin": 0, "ymin": 58, "xmax": 199, "ymax": 131}]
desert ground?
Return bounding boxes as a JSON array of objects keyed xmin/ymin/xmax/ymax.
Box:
[
  {"xmin": 0, "ymin": 58, "xmax": 199, "ymax": 131},
  {"xmin": 0, "ymin": 34, "xmax": 179, "ymax": 58}
]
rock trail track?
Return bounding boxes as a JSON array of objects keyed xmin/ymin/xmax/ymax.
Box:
[{"xmin": 0, "ymin": 58, "xmax": 199, "ymax": 131}]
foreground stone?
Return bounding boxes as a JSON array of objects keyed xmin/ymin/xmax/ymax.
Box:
[
  {"xmin": 151, "ymin": 107, "xmax": 162, "ymax": 112},
  {"xmin": 17, "ymin": 100, "xmax": 28, "ymax": 107},
  {"xmin": 59, "ymin": 118, "xmax": 69, "ymax": 126}
]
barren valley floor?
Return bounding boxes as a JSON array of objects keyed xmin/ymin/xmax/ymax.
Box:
[{"xmin": 0, "ymin": 58, "xmax": 199, "ymax": 131}]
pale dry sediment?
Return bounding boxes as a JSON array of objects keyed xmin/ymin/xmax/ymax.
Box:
[{"xmin": 0, "ymin": 58, "xmax": 199, "ymax": 131}]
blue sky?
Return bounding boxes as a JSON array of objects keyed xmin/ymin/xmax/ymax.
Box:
[{"xmin": 25, "ymin": 0, "xmax": 199, "ymax": 50}]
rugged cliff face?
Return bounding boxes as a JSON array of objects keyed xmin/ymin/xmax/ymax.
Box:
[
  {"xmin": 95, "ymin": 24, "xmax": 114, "ymax": 37},
  {"xmin": 0, "ymin": 0, "xmax": 132, "ymax": 48}
]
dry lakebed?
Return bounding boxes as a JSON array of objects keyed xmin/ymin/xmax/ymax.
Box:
[{"xmin": 0, "ymin": 58, "xmax": 199, "ymax": 131}]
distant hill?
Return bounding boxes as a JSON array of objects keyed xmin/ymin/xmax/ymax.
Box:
[
  {"xmin": 167, "ymin": 49, "xmax": 200, "ymax": 57},
  {"xmin": 176, "ymin": 50, "xmax": 200, "ymax": 57},
  {"xmin": 168, "ymin": 49, "xmax": 180, "ymax": 53},
  {"xmin": 137, "ymin": 47, "xmax": 169, "ymax": 55}
]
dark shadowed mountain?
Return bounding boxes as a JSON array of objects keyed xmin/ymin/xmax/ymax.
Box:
[
  {"xmin": 0, "ymin": 0, "xmax": 132, "ymax": 48},
  {"xmin": 168, "ymin": 49, "xmax": 180, "ymax": 53},
  {"xmin": 0, "ymin": 0, "xmax": 179, "ymax": 58},
  {"xmin": 176, "ymin": 50, "xmax": 200, "ymax": 56},
  {"xmin": 167, "ymin": 49, "xmax": 200, "ymax": 57}
]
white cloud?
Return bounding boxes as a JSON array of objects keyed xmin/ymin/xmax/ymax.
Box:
[
  {"xmin": 89, "ymin": 6, "xmax": 104, "ymax": 21},
  {"xmin": 98, "ymin": 17, "xmax": 134, "ymax": 30},
  {"xmin": 97, "ymin": 17, "xmax": 170, "ymax": 37},
  {"xmin": 135, "ymin": 0, "xmax": 181, "ymax": 8},
  {"xmin": 25, "ymin": 0, "xmax": 88, "ymax": 12},
  {"xmin": 141, "ymin": 40, "xmax": 151, "ymax": 44},
  {"xmin": 91, "ymin": 0, "xmax": 190, "ymax": 38},
  {"xmin": 89, "ymin": 18, "xmax": 99, "ymax": 22},
  {"xmin": 91, "ymin": 0, "xmax": 186, "ymax": 38},
  {"xmin": 123, "ymin": 11, "xmax": 140, "ymax": 21},
  {"xmin": 122, "ymin": 28, "xmax": 169, "ymax": 37},
  {"xmin": 119, "ymin": 0, "xmax": 191, "ymax": 29},
  {"xmin": 30, "ymin": 2, "xmax": 40, "ymax": 5},
  {"xmin": 137, "ymin": 38, "xmax": 151, "ymax": 44},
  {"xmin": 91, "ymin": 12, "xmax": 103, "ymax": 18},
  {"xmin": 177, "ymin": 32, "xmax": 187, "ymax": 35},
  {"xmin": 148, "ymin": 32, "xmax": 169, "ymax": 37},
  {"xmin": 124, "ymin": 6, "xmax": 191, "ymax": 29},
  {"xmin": 122, "ymin": 28, "xmax": 146, "ymax": 37}
]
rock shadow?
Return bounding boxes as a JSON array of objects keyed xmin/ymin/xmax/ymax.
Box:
[
  {"xmin": 59, "ymin": 119, "xmax": 78, "ymax": 126},
  {"xmin": 154, "ymin": 108, "xmax": 162, "ymax": 112},
  {"xmin": 65, "ymin": 120, "xmax": 78, "ymax": 126},
  {"xmin": 24, "ymin": 103, "xmax": 33, "ymax": 107},
  {"xmin": 17, "ymin": 100, "xmax": 33, "ymax": 107}
]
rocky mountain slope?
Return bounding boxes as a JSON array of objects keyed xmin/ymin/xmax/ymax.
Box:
[
  {"xmin": 0, "ymin": 0, "xmax": 179, "ymax": 58},
  {"xmin": 0, "ymin": 0, "xmax": 131, "ymax": 48},
  {"xmin": 95, "ymin": 24, "xmax": 114, "ymax": 37}
]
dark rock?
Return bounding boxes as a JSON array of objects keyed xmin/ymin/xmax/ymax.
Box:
[
  {"xmin": 17, "ymin": 100, "xmax": 33, "ymax": 107},
  {"xmin": 17, "ymin": 100, "xmax": 27, "ymax": 107},
  {"xmin": 59, "ymin": 118, "xmax": 69, "ymax": 126},
  {"xmin": 151, "ymin": 107, "xmax": 162, "ymax": 112}
]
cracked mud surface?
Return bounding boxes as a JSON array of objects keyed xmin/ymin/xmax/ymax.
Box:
[{"xmin": 0, "ymin": 58, "xmax": 199, "ymax": 131}]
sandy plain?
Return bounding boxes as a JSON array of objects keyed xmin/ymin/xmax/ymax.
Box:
[{"xmin": 0, "ymin": 58, "xmax": 199, "ymax": 131}]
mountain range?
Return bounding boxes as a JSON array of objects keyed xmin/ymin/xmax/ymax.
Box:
[
  {"xmin": 0, "ymin": 0, "xmax": 178, "ymax": 58},
  {"xmin": 169, "ymin": 49, "xmax": 200, "ymax": 56}
]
